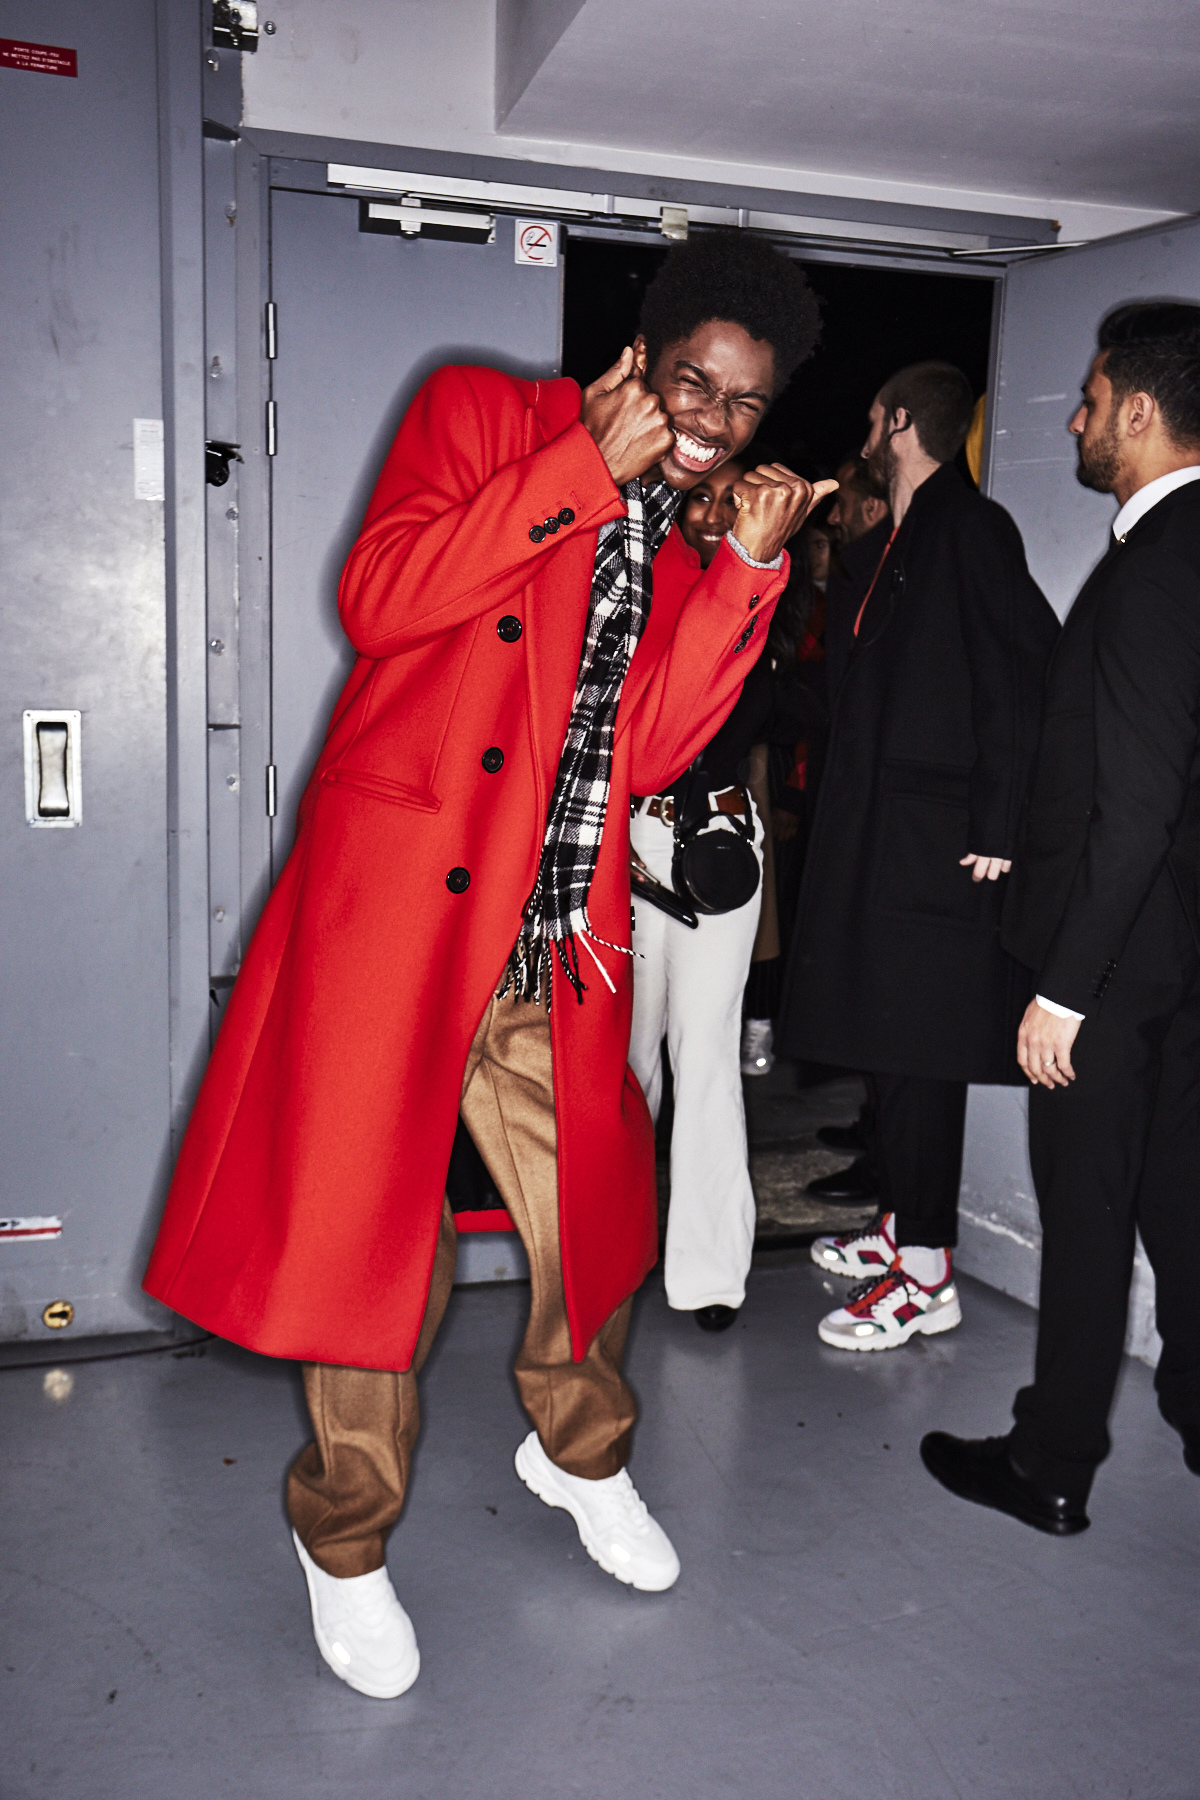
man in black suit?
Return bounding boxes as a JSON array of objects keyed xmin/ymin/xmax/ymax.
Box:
[
  {"xmin": 778, "ymin": 365, "xmax": 1059, "ymax": 1347},
  {"xmin": 923, "ymin": 303, "xmax": 1200, "ymax": 1532}
]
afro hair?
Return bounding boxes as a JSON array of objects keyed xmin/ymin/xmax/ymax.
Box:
[{"xmin": 639, "ymin": 231, "xmax": 821, "ymax": 393}]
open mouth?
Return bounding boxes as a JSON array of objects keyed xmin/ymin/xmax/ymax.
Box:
[{"xmin": 671, "ymin": 429, "xmax": 722, "ymax": 473}]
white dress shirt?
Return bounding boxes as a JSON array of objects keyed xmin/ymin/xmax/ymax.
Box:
[{"xmin": 1037, "ymin": 464, "xmax": 1200, "ymax": 1021}]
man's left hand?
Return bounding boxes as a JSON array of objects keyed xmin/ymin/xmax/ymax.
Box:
[
  {"xmin": 960, "ymin": 853, "xmax": 1012, "ymax": 883},
  {"xmin": 732, "ymin": 466, "xmax": 839, "ymax": 564},
  {"xmin": 1017, "ymin": 999, "xmax": 1081, "ymax": 1088}
]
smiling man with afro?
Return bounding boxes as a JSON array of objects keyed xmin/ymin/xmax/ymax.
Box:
[{"xmin": 143, "ymin": 217, "xmax": 834, "ymax": 1700}]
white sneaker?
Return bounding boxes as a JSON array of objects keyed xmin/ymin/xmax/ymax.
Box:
[
  {"xmin": 817, "ymin": 1260, "xmax": 962, "ymax": 1352},
  {"xmin": 740, "ymin": 1017, "xmax": 775, "ymax": 1076},
  {"xmin": 811, "ymin": 1212, "xmax": 896, "ymax": 1279},
  {"xmin": 514, "ymin": 1430, "xmax": 680, "ymax": 1592},
  {"xmin": 292, "ymin": 1530, "xmax": 420, "ymax": 1698}
]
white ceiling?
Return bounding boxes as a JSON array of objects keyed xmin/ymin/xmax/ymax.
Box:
[
  {"xmin": 243, "ymin": 0, "xmax": 1197, "ymax": 239},
  {"xmin": 502, "ymin": 0, "xmax": 1200, "ymax": 215}
]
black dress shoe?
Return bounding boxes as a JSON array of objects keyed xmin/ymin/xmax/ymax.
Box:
[
  {"xmin": 806, "ymin": 1157, "xmax": 880, "ymax": 1204},
  {"xmin": 1160, "ymin": 1408, "xmax": 1200, "ymax": 1476},
  {"xmin": 816, "ymin": 1120, "xmax": 866, "ymax": 1153},
  {"xmin": 694, "ymin": 1304, "xmax": 738, "ymax": 1333},
  {"xmin": 920, "ymin": 1431, "xmax": 1090, "ymax": 1536}
]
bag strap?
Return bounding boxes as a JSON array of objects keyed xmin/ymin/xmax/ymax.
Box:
[{"xmin": 671, "ymin": 761, "xmax": 755, "ymax": 846}]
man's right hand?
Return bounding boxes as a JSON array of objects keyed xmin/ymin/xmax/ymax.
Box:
[{"xmin": 581, "ymin": 348, "xmax": 675, "ymax": 487}]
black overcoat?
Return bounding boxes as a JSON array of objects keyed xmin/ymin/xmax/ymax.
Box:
[
  {"xmin": 777, "ymin": 463, "xmax": 1059, "ymax": 1083},
  {"xmin": 1002, "ymin": 480, "xmax": 1200, "ymax": 1008}
]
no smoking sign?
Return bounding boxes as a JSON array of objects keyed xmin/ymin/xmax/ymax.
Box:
[{"xmin": 515, "ymin": 220, "xmax": 559, "ymax": 268}]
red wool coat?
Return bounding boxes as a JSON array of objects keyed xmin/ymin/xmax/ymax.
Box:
[{"xmin": 144, "ymin": 366, "xmax": 784, "ymax": 1368}]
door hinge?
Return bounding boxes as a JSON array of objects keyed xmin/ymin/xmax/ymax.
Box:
[
  {"xmin": 266, "ymin": 763, "xmax": 277, "ymax": 817},
  {"xmin": 265, "ymin": 300, "xmax": 277, "ymax": 360},
  {"xmin": 266, "ymin": 398, "xmax": 277, "ymax": 456}
]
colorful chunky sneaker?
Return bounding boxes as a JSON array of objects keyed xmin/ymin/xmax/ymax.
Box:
[
  {"xmin": 811, "ymin": 1212, "xmax": 897, "ymax": 1279},
  {"xmin": 817, "ymin": 1259, "xmax": 962, "ymax": 1352}
]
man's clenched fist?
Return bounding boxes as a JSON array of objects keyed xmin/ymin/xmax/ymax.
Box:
[
  {"xmin": 581, "ymin": 347, "xmax": 675, "ymax": 488},
  {"xmin": 732, "ymin": 466, "xmax": 839, "ymax": 564}
]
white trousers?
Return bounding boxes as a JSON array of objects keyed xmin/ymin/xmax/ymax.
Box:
[{"xmin": 628, "ymin": 801, "xmax": 764, "ymax": 1311}]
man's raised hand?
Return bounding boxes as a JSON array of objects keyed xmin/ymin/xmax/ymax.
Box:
[
  {"xmin": 732, "ymin": 466, "xmax": 839, "ymax": 564},
  {"xmin": 581, "ymin": 348, "xmax": 675, "ymax": 488}
]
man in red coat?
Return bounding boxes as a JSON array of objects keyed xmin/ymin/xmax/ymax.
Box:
[{"xmin": 144, "ymin": 234, "xmax": 832, "ymax": 1695}]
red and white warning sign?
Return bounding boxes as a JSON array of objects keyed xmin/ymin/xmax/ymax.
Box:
[
  {"xmin": 0, "ymin": 1216, "xmax": 63, "ymax": 1243},
  {"xmin": 514, "ymin": 220, "xmax": 559, "ymax": 268},
  {"xmin": 0, "ymin": 38, "xmax": 78, "ymax": 77}
]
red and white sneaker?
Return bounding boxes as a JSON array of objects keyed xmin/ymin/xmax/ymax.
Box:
[
  {"xmin": 811, "ymin": 1212, "xmax": 896, "ymax": 1279},
  {"xmin": 817, "ymin": 1259, "xmax": 961, "ymax": 1352}
]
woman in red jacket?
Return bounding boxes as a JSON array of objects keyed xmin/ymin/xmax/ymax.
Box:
[{"xmin": 144, "ymin": 234, "xmax": 829, "ymax": 1696}]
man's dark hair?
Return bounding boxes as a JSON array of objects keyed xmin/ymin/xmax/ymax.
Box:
[
  {"xmin": 639, "ymin": 232, "xmax": 821, "ymax": 392},
  {"xmin": 876, "ymin": 362, "xmax": 975, "ymax": 464},
  {"xmin": 1098, "ymin": 302, "xmax": 1200, "ymax": 448},
  {"xmin": 838, "ymin": 452, "xmax": 887, "ymax": 502}
]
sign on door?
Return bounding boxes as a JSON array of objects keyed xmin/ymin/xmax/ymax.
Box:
[{"xmin": 514, "ymin": 220, "xmax": 559, "ymax": 268}]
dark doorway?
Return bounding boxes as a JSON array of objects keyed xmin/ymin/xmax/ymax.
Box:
[{"xmin": 561, "ymin": 235, "xmax": 995, "ymax": 475}]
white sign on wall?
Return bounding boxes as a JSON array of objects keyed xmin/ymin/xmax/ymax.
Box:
[
  {"xmin": 514, "ymin": 219, "xmax": 559, "ymax": 268},
  {"xmin": 133, "ymin": 417, "xmax": 164, "ymax": 501}
]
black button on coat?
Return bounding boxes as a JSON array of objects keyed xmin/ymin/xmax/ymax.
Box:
[{"xmin": 777, "ymin": 464, "xmax": 1060, "ymax": 1084}]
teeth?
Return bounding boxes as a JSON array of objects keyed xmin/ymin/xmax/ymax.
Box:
[{"xmin": 674, "ymin": 430, "xmax": 718, "ymax": 463}]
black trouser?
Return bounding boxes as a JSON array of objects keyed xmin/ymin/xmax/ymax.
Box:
[
  {"xmin": 869, "ymin": 1073, "xmax": 968, "ymax": 1250},
  {"xmin": 1010, "ymin": 877, "xmax": 1200, "ymax": 1504}
]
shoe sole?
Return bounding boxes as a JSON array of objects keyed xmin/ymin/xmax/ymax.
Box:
[
  {"xmin": 818, "ymin": 1294, "xmax": 963, "ymax": 1352},
  {"xmin": 514, "ymin": 1439, "xmax": 678, "ymax": 1593},
  {"xmin": 292, "ymin": 1531, "xmax": 421, "ymax": 1699},
  {"xmin": 919, "ymin": 1443, "xmax": 1090, "ymax": 1536}
]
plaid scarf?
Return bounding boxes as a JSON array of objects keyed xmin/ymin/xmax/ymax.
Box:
[{"xmin": 500, "ymin": 477, "xmax": 680, "ymax": 1007}]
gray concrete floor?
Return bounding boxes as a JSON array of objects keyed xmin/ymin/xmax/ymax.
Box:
[{"xmin": 2, "ymin": 1257, "xmax": 1198, "ymax": 1799}]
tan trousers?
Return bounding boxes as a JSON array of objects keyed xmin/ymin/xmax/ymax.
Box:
[{"xmin": 287, "ymin": 990, "xmax": 637, "ymax": 1577}]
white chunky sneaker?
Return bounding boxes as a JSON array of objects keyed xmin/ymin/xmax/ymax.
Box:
[
  {"xmin": 514, "ymin": 1430, "xmax": 680, "ymax": 1592},
  {"xmin": 817, "ymin": 1260, "xmax": 962, "ymax": 1352},
  {"xmin": 292, "ymin": 1530, "xmax": 420, "ymax": 1698},
  {"xmin": 811, "ymin": 1211, "xmax": 897, "ymax": 1279},
  {"xmin": 740, "ymin": 1017, "xmax": 775, "ymax": 1076}
]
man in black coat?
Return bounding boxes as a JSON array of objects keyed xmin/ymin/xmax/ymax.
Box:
[
  {"xmin": 778, "ymin": 363, "xmax": 1059, "ymax": 1349},
  {"xmin": 923, "ymin": 303, "xmax": 1200, "ymax": 1533}
]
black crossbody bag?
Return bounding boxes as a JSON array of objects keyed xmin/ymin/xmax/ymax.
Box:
[
  {"xmin": 671, "ymin": 762, "xmax": 760, "ymax": 915},
  {"xmin": 630, "ymin": 763, "xmax": 760, "ymax": 927}
]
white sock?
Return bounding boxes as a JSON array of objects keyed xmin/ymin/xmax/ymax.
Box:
[{"xmin": 896, "ymin": 1243, "xmax": 950, "ymax": 1286}]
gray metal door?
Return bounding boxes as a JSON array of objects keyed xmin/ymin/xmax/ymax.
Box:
[
  {"xmin": 0, "ymin": 0, "xmax": 173, "ymax": 1344},
  {"xmin": 267, "ymin": 190, "xmax": 565, "ymax": 868},
  {"xmin": 988, "ymin": 216, "xmax": 1200, "ymax": 617}
]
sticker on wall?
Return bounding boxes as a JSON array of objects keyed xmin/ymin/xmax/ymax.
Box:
[
  {"xmin": 0, "ymin": 1216, "xmax": 63, "ymax": 1243},
  {"xmin": 133, "ymin": 418, "xmax": 165, "ymax": 502},
  {"xmin": 0, "ymin": 38, "xmax": 78, "ymax": 77},
  {"xmin": 514, "ymin": 220, "xmax": 559, "ymax": 269}
]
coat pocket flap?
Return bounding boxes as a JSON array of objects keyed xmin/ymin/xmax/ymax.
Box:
[{"xmin": 321, "ymin": 767, "xmax": 441, "ymax": 813}]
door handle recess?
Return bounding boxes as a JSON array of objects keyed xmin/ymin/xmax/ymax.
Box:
[{"xmin": 23, "ymin": 711, "xmax": 82, "ymax": 827}]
